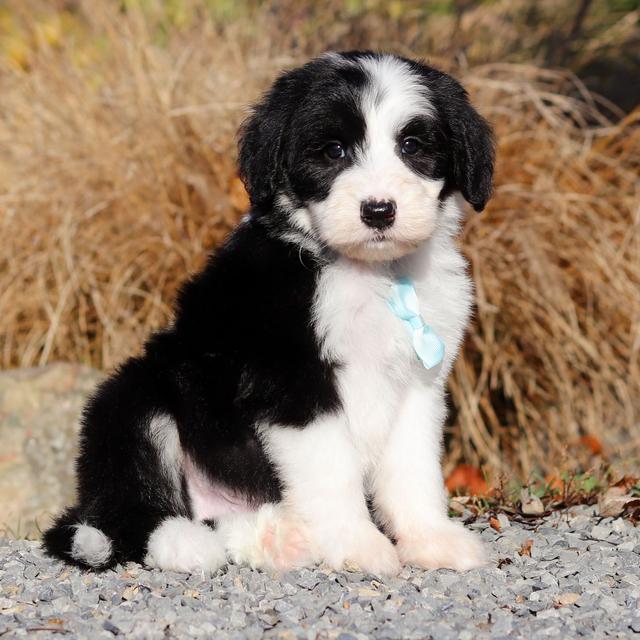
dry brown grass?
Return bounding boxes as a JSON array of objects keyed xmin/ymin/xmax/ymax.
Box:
[{"xmin": 1, "ymin": 1, "xmax": 638, "ymax": 477}]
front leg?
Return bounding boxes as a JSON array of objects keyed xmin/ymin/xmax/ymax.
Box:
[
  {"xmin": 371, "ymin": 385, "xmax": 485, "ymax": 570},
  {"xmin": 261, "ymin": 414, "xmax": 400, "ymax": 576}
]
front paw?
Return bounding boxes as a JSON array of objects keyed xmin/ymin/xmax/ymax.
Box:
[
  {"xmin": 260, "ymin": 513, "xmax": 313, "ymax": 571},
  {"xmin": 397, "ymin": 521, "xmax": 486, "ymax": 571},
  {"xmin": 222, "ymin": 504, "xmax": 315, "ymax": 572},
  {"xmin": 321, "ymin": 523, "xmax": 401, "ymax": 576}
]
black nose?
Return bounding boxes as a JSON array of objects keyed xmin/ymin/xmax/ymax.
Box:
[{"xmin": 360, "ymin": 199, "xmax": 396, "ymax": 230}]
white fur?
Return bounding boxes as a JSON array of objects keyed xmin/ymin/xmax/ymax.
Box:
[
  {"xmin": 275, "ymin": 192, "xmax": 323, "ymax": 256},
  {"xmin": 260, "ymin": 416, "xmax": 401, "ymax": 575},
  {"xmin": 307, "ymin": 55, "xmax": 443, "ymax": 262},
  {"xmin": 145, "ymin": 507, "xmax": 312, "ymax": 573},
  {"xmin": 145, "ymin": 517, "xmax": 226, "ymax": 573},
  {"xmin": 148, "ymin": 414, "xmax": 183, "ymax": 506},
  {"xmin": 71, "ymin": 524, "xmax": 112, "ymax": 568},
  {"xmin": 260, "ymin": 205, "xmax": 483, "ymax": 573},
  {"xmin": 216, "ymin": 503, "xmax": 313, "ymax": 571}
]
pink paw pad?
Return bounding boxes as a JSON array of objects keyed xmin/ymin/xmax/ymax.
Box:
[{"xmin": 260, "ymin": 521, "xmax": 310, "ymax": 570}]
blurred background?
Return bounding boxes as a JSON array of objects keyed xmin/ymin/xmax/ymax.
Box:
[{"xmin": 0, "ymin": 0, "xmax": 638, "ymax": 537}]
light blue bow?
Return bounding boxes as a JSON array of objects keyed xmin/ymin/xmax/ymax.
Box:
[{"xmin": 387, "ymin": 277, "xmax": 445, "ymax": 370}]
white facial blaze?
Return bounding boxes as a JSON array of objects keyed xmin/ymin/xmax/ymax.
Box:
[{"xmin": 307, "ymin": 55, "xmax": 445, "ymax": 262}]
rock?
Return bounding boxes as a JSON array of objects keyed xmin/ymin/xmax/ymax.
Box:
[
  {"xmin": 521, "ymin": 489, "xmax": 545, "ymax": 515},
  {"xmin": 0, "ymin": 503, "xmax": 638, "ymax": 639},
  {"xmin": 590, "ymin": 525, "xmax": 611, "ymax": 540},
  {"xmin": 497, "ymin": 513, "xmax": 511, "ymax": 530},
  {"xmin": 556, "ymin": 592, "xmax": 580, "ymax": 606},
  {"xmin": 0, "ymin": 363, "xmax": 102, "ymax": 538}
]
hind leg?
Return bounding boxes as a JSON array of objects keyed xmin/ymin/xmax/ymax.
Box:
[{"xmin": 44, "ymin": 357, "xmax": 190, "ymax": 570}]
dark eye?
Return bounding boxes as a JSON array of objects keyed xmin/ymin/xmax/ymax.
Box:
[
  {"xmin": 401, "ymin": 137, "xmax": 421, "ymax": 155},
  {"xmin": 323, "ymin": 141, "xmax": 346, "ymax": 160}
]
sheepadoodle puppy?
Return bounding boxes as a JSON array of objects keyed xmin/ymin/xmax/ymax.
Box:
[{"xmin": 44, "ymin": 51, "xmax": 494, "ymax": 575}]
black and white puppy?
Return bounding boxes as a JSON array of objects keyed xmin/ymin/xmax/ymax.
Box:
[{"xmin": 44, "ymin": 51, "xmax": 494, "ymax": 575}]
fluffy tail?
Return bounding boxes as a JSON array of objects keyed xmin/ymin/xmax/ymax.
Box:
[{"xmin": 42, "ymin": 508, "xmax": 116, "ymax": 570}]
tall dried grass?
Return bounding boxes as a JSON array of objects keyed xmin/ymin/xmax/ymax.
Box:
[{"xmin": 1, "ymin": 1, "xmax": 638, "ymax": 477}]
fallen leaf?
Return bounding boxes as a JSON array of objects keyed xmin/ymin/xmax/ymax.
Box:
[
  {"xmin": 544, "ymin": 473, "xmax": 564, "ymax": 491},
  {"xmin": 445, "ymin": 465, "xmax": 488, "ymax": 496},
  {"xmin": 515, "ymin": 595, "xmax": 525, "ymax": 604},
  {"xmin": 622, "ymin": 499, "xmax": 640, "ymax": 521},
  {"xmin": 489, "ymin": 517, "xmax": 501, "ymax": 532},
  {"xmin": 598, "ymin": 487, "xmax": 636, "ymax": 517},
  {"xmin": 613, "ymin": 475, "xmax": 639, "ymax": 492},
  {"xmin": 579, "ymin": 435, "xmax": 603, "ymax": 456},
  {"xmin": 497, "ymin": 558, "xmax": 512, "ymax": 569},
  {"xmin": 46, "ymin": 618, "xmax": 65, "ymax": 626},
  {"xmin": 520, "ymin": 489, "xmax": 544, "ymax": 515},
  {"xmin": 519, "ymin": 539, "xmax": 533, "ymax": 557}
]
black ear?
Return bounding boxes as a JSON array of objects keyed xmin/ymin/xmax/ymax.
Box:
[
  {"xmin": 411, "ymin": 62, "xmax": 495, "ymax": 212},
  {"xmin": 446, "ymin": 91, "xmax": 495, "ymax": 212},
  {"xmin": 238, "ymin": 70, "xmax": 303, "ymax": 208}
]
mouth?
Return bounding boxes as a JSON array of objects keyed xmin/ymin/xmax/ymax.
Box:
[
  {"xmin": 372, "ymin": 232, "xmax": 388, "ymax": 243},
  {"xmin": 334, "ymin": 234, "xmax": 420, "ymax": 262}
]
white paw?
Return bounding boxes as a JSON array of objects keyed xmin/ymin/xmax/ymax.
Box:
[
  {"xmin": 145, "ymin": 517, "xmax": 225, "ymax": 573},
  {"xmin": 219, "ymin": 504, "xmax": 314, "ymax": 571},
  {"xmin": 322, "ymin": 522, "xmax": 401, "ymax": 576},
  {"xmin": 259, "ymin": 514, "xmax": 312, "ymax": 570},
  {"xmin": 397, "ymin": 521, "xmax": 486, "ymax": 570}
]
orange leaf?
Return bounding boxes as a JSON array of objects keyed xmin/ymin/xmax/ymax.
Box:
[
  {"xmin": 445, "ymin": 464, "xmax": 488, "ymax": 496},
  {"xmin": 519, "ymin": 539, "xmax": 533, "ymax": 557},
  {"xmin": 579, "ymin": 435, "xmax": 603, "ymax": 456},
  {"xmin": 489, "ymin": 517, "xmax": 501, "ymax": 532},
  {"xmin": 545, "ymin": 473, "xmax": 564, "ymax": 491},
  {"xmin": 613, "ymin": 475, "xmax": 639, "ymax": 492}
]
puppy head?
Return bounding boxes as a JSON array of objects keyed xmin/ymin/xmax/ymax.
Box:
[{"xmin": 239, "ymin": 52, "xmax": 494, "ymax": 262}]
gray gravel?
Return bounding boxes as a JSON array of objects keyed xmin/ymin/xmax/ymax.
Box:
[{"xmin": 1, "ymin": 506, "xmax": 639, "ymax": 639}]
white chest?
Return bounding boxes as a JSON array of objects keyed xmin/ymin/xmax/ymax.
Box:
[
  {"xmin": 313, "ymin": 260, "xmax": 417, "ymax": 456},
  {"xmin": 311, "ymin": 243, "xmax": 472, "ymax": 463},
  {"xmin": 313, "ymin": 260, "xmax": 414, "ymax": 373}
]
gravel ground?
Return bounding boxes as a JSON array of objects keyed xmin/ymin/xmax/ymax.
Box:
[{"xmin": 1, "ymin": 506, "xmax": 639, "ymax": 639}]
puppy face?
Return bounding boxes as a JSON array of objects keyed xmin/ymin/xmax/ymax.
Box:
[{"xmin": 239, "ymin": 52, "xmax": 494, "ymax": 262}]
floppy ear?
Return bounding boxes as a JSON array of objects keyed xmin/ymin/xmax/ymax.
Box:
[
  {"xmin": 238, "ymin": 70, "xmax": 302, "ymax": 207},
  {"xmin": 446, "ymin": 91, "xmax": 495, "ymax": 212},
  {"xmin": 413, "ymin": 63, "xmax": 495, "ymax": 212}
]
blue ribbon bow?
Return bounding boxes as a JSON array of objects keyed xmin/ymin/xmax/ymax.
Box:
[{"xmin": 387, "ymin": 277, "xmax": 445, "ymax": 370}]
